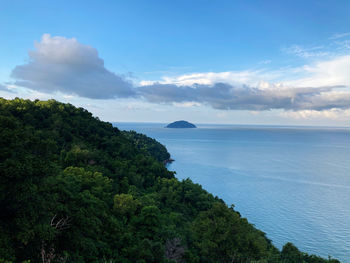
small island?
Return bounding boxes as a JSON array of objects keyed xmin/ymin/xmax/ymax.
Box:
[{"xmin": 166, "ymin": 120, "xmax": 197, "ymax": 128}]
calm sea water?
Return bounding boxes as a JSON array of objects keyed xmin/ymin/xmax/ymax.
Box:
[{"xmin": 115, "ymin": 122, "xmax": 350, "ymax": 262}]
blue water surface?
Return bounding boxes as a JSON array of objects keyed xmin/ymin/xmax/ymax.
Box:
[{"xmin": 114, "ymin": 122, "xmax": 350, "ymax": 262}]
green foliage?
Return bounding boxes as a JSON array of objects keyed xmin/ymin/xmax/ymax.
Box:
[
  {"xmin": 114, "ymin": 194, "xmax": 140, "ymax": 219},
  {"xmin": 280, "ymin": 243, "xmax": 340, "ymax": 263},
  {"xmin": 0, "ymin": 98, "xmax": 339, "ymax": 263},
  {"xmin": 190, "ymin": 202, "xmax": 270, "ymax": 263},
  {"xmin": 122, "ymin": 130, "xmax": 170, "ymax": 162}
]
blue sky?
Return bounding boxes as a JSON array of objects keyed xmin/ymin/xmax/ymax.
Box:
[{"xmin": 2, "ymin": 0, "xmax": 350, "ymax": 125}]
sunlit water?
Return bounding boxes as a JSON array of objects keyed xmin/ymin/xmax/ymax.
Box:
[{"xmin": 115, "ymin": 123, "xmax": 350, "ymax": 262}]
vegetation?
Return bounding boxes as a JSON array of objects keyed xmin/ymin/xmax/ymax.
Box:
[
  {"xmin": 0, "ymin": 98, "xmax": 339, "ymax": 263},
  {"xmin": 121, "ymin": 130, "xmax": 170, "ymax": 163}
]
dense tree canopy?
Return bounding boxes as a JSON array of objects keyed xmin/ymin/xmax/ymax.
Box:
[{"xmin": 0, "ymin": 98, "xmax": 340, "ymax": 263}]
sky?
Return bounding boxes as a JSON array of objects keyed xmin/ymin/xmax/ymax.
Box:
[{"xmin": 2, "ymin": 0, "xmax": 350, "ymax": 126}]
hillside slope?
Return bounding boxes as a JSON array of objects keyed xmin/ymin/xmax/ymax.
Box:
[{"xmin": 0, "ymin": 98, "xmax": 339, "ymax": 263}]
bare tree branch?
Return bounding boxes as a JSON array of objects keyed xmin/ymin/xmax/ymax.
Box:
[{"xmin": 50, "ymin": 215, "xmax": 71, "ymax": 231}]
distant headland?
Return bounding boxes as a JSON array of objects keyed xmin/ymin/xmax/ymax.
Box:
[{"xmin": 166, "ymin": 120, "xmax": 197, "ymax": 128}]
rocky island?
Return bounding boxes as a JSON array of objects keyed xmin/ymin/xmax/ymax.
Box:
[{"xmin": 166, "ymin": 120, "xmax": 197, "ymax": 128}]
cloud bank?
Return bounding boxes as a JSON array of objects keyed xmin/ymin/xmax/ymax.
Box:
[
  {"xmin": 138, "ymin": 83, "xmax": 348, "ymax": 111},
  {"xmin": 11, "ymin": 34, "xmax": 134, "ymax": 99},
  {"xmin": 9, "ymin": 34, "xmax": 350, "ymax": 116}
]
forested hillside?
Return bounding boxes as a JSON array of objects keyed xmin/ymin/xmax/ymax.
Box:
[{"xmin": 0, "ymin": 98, "xmax": 339, "ymax": 263}]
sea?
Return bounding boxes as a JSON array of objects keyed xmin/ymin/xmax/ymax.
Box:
[{"xmin": 114, "ymin": 122, "xmax": 350, "ymax": 262}]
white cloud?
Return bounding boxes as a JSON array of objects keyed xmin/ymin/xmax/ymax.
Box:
[
  {"xmin": 173, "ymin": 101, "xmax": 202, "ymax": 108},
  {"xmin": 288, "ymin": 55, "xmax": 350, "ymax": 87},
  {"xmin": 334, "ymin": 39, "xmax": 350, "ymax": 50},
  {"xmin": 11, "ymin": 34, "xmax": 135, "ymax": 99},
  {"xmin": 329, "ymin": 32, "xmax": 350, "ymax": 40},
  {"xmin": 259, "ymin": 60, "xmax": 272, "ymax": 65},
  {"xmin": 282, "ymin": 45, "xmax": 329, "ymax": 58},
  {"xmin": 281, "ymin": 109, "xmax": 350, "ymax": 120},
  {"xmin": 140, "ymin": 70, "xmax": 282, "ymax": 87}
]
